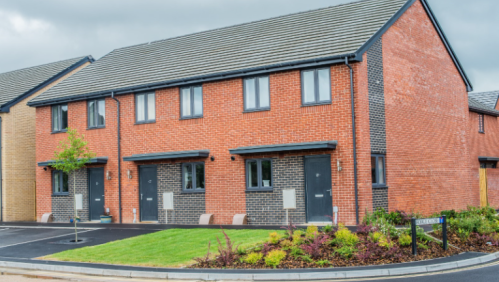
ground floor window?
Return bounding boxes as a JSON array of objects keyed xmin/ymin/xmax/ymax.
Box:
[
  {"xmin": 371, "ymin": 154, "xmax": 386, "ymax": 187},
  {"xmin": 246, "ymin": 159, "xmax": 272, "ymax": 190},
  {"xmin": 480, "ymin": 162, "xmax": 497, "ymax": 169},
  {"xmin": 182, "ymin": 162, "xmax": 205, "ymax": 191},
  {"xmin": 53, "ymin": 170, "xmax": 69, "ymax": 195}
]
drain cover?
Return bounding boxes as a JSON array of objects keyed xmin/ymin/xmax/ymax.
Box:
[{"xmin": 50, "ymin": 237, "xmax": 92, "ymax": 245}]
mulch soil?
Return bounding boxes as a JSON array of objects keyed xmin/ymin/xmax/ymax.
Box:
[
  {"xmin": 429, "ymin": 232, "xmax": 499, "ymax": 253},
  {"xmin": 192, "ymin": 232, "xmax": 496, "ymax": 269}
]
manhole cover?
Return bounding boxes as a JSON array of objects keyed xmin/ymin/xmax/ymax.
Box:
[{"xmin": 50, "ymin": 237, "xmax": 92, "ymax": 245}]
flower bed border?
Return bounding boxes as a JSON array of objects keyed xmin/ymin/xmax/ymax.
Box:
[{"xmin": 1, "ymin": 252, "xmax": 498, "ymax": 280}]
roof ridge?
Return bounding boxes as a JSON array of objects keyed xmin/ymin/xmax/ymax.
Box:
[
  {"xmin": 0, "ymin": 56, "xmax": 89, "ymax": 77},
  {"xmin": 114, "ymin": 0, "xmax": 394, "ymax": 52}
]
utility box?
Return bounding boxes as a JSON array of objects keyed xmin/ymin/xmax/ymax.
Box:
[
  {"xmin": 163, "ymin": 192, "xmax": 174, "ymax": 210},
  {"xmin": 75, "ymin": 194, "xmax": 83, "ymax": 210},
  {"xmin": 283, "ymin": 189, "xmax": 296, "ymax": 209}
]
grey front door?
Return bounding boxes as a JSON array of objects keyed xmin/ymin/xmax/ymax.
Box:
[
  {"xmin": 139, "ymin": 165, "xmax": 158, "ymax": 221},
  {"xmin": 88, "ymin": 168, "xmax": 105, "ymax": 221},
  {"xmin": 305, "ymin": 155, "xmax": 333, "ymax": 222}
]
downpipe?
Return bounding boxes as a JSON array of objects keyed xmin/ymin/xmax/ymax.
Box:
[
  {"xmin": 111, "ymin": 92, "xmax": 123, "ymax": 224},
  {"xmin": 345, "ymin": 57, "xmax": 360, "ymax": 225}
]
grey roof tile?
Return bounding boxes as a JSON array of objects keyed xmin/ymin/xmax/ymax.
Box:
[
  {"xmin": 469, "ymin": 91, "xmax": 499, "ymax": 109},
  {"xmin": 0, "ymin": 56, "xmax": 89, "ymax": 108},
  {"xmin": 468, "ymin": 95, "xmax": 499, "ymax": 117},
  {"xmin": 29, "ymin": 0, "xmax": 408, "ymax": 105}
]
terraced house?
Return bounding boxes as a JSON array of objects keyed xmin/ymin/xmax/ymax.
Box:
[
  {"xmin": 0, "ymin": 56, "xmax": 93, "ymax": 222},
  {"xmin": 29, "ymin": 0, "xmax": 479, "ymax": 225}
]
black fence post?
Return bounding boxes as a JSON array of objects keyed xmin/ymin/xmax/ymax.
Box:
[
  {"xmin": 442, "ymin": 215, "xmax": 447, "ymax": 251},
  {"xmin": 411, "ymin": 217, "xmax": 417, "ymax": 256}
]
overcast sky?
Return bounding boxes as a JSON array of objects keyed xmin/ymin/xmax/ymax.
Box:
[{"xmin": 0, "ymin": 0, "xmax": 497, "ymax": 93}]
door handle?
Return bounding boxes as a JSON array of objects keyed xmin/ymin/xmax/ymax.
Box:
[
  {"xmin": 327, "ymin": 189, "xmax": 332, "ymax": 196},
  {"xmin": 141, "ymin": 194, "xmax": 143, "ymax": 200}
]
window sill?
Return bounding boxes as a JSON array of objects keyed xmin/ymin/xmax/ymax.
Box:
[
  {"xmin": 51, "ymin": 130, "xmax": 68, "ymax": 134},
  {"xmin": 87, "ymin": 126, "xmax": 106, "ymax": 130},
  {"xmin": 180, "ymin": 116, "xmax": 203, "ymax": 120},
  {"xmin": 181, "ymin": 190, "xmax": 205, "ymax": 194},
  {"xmin": 135, "ymin": 121, "xmax": 156, "ymax": 125},
  {"xmin": 52, "ymin": 193, "xmax": 69, "ymax": 197},
  {"xmin": 301, "ymin": 101, "xmax": 332, "ymax": 107},
  {"xmin": 479, "ymin": 132, "xmax": 485, "ymax": 134},
  {"xmin": 372, "ymin": 186, "xmax": 389, "ymax": 189},
  {"xmin": 243, "ymin": 108, "xmax": 270, "ymax": 113},
  {"xmin": 246, "ymin": 188, "xmax": 274, "ymax": 193}
]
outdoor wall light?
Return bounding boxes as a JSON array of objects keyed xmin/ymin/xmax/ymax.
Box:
[
  {"xmin": 106, "ymin": 171, "xmax": 111, "ymax": 180},
  {"xmin": 127, "ymin": 169, "xmax": 132, "ymax": 179},
  {"xmin": 210, "ymin": 156, "xmax": 215, "ymax": 161},
  {"xmin": 43, "ymin": 167, "xmax": 47, "ymax": 171},
  {"xmin": 231, "ymin": 156, "xmax": 236, "ymax": 161},
  {"xmin": 337, "ymin": 159, "xmax": 342, "ymax": 172}
]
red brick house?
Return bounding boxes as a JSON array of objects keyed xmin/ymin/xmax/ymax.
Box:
[
  {"xmin": 467, "ymin": 91, "xmax": 499, "ymax": 208},
  {"xmin": 29, "ymin": 0, "xmax": 479, "ymax": 225}
]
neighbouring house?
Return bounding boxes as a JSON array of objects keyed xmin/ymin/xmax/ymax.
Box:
[
  {"xmin": 468, "ymin": 91, "xmax": 499, "ymax": 209},
  {"xmin": 29, "ymin": 0, "xmax": 478, "ymax": 225},
  {"xmin": 0, "ymin": 56, "xmax": 93, "ymax": 222}
]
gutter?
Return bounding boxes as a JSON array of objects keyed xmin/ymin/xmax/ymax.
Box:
[
  {"xmin": 345, "ymin": 58, "xmax": 360, "ymax": 225},
  {"xmin": 469, "ymin": 107, "xmax": 499, "ymax": 117},
  {"xmin": 111, "ymin": 92, "xmax": 123, "ymax": 224}
]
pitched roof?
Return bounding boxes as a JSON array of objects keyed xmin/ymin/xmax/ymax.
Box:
[
  {"xmin": 469, "ymin": 91, "xmax": 499, "ymax": 110},
  {"xmin": 0, "ymin": 56, "xmax": 93, "ymax": 112},
  {"xmin": 468, "ymin": 95, "xmax": 499, "ymax": 117},
  {"xmin": 27, "ymin": 0, "xmax": 472, "ymax": 107}
]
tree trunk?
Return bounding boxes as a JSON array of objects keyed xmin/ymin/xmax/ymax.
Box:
[{"xmin": 74, "ymin": 172, "xmax": 77, "ymax": 242}]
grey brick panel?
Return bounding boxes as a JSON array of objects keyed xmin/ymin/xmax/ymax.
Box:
[{"xmin": 51, "ymin": 169, "xmax": 89, "ymax": 222}]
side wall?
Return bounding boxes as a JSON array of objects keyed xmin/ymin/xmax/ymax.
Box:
[
  {"xmin": 1, "ymin": 62, "xmax": 90, "ymax": 222},
  {"xmin": 382, "ymin": 0, "xmax": 474, "ymax": 214}
]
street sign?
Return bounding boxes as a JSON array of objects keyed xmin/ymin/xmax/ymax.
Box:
[{"xmin": 415, "ymin": 218, "xmax": 443, "ymax": 225}]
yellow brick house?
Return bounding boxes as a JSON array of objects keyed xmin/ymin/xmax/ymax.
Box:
[{"xmin": 0, "ymin": 56, "xmax": 93, "ymax": 222}]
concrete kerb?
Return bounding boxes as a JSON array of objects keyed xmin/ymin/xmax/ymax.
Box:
[{"xmin": 0, "ymin": 252, "xmax": 498, "ymax": 281}]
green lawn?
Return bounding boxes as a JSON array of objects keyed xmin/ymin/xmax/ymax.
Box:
[{"xmin": 44, "ymin": 228, "xmax": 282, "ymax": 267}]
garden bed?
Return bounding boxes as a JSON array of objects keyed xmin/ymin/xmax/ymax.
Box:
[{"xmin": 192, "ymin": 206, "xmax": 499, "ymax": 269}]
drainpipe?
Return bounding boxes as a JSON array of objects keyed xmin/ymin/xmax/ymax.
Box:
[
  {"xmin": 345, "ymin": 57, "xmax": 360, "ymax": 225},
  {"xmin": 0, "ymin": 117, "xmax": 2, "ymax": 222},
  {"xmin": 111, "ymin": 92, "xmax": 123, "ymax": 224}
]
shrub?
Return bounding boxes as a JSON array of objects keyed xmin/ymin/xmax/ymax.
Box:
[
  {"xmin": 334, "ymin": 246, "xmax": 357, "ymax": 259},
  {"xmin": 300, "ymin": 255, "xmax": 313, "ymax": 263},
  {"xmin": 306, "ymin": 225, "xmax": 319, "ymax": 239},
  {"xmin": 194, "ymin": 241, "xmax": 212, "ymax": 264},
  {"xmin": 417, "ymin": 243, "xmax": 429, "ymax": 250},
  {"xmin": 265, "ymin": 250, "xmax": 286, "ymax": 268},
  {"xmin": 236, "ymin": 247, "xmax": 246, "ymax": 256},
  {"xmin": 245, "ymin": 252, "xmax": 263, "ymax": 265},
  {"xmin": 280, "ymin": 239, "xmax": 293, "ymax": 249},
  {"xmin": 268, "ymin": 232, "xmax": 281, "ymax": 245},
  {"xmin": 215, "ymin": 228, "xmax": 241, "ymax": 266},
  {"xmin": 378, "ymin": 235, "xmax": 395, "ymax": 249},
  {"xmin": 316, "ymin": 260, "xmax": 332, "ymax": 267},
  {"xmin": 369, "ymin": 232, "xmax": 383, "ymax": 243},
  {"xmin": 292, "ymin": 230, "xmax": 305, "ymax": 245},
  {"xmin": 301, "ymin": 234, "xmax": 329, "ymax": 258},
  {"xmin": 289, "ymin": 246, "xmax": 304, "ymax": 257},
  {"xmin": 333, "ymin": 226, "xmax": 359, "ymax": 246},
  {"xmin": 261, "ymin": 243, "xmax": 272, "ymax": 256},
  {"xmin": 323, "ymin": 224, "xmax": 333, "ymax": 233},
  {"xmin": 281, "ymin": 220, "xmax": 297, "ymax": 238},
  {"xmin": 357, "ymin": 223, "xmax": 376, "ymax": 235},
  {"xmin": 398, "ymin": 234, "xmax": 412, "ymax": 247}
]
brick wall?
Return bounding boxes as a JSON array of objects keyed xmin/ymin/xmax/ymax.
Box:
[
  {"xmin": 157, "ymin": 163, "xmax": 206, "ymax": 224},
  {"xmin": 382, "ymin": 1, "xmax": 475, "ymax": 215},
  {"xmin": 51, "ymin": 168, "xmax": 89, "ymax": 222},
  {"xmin": 246, "ymin": 156, "xmax": 306, "ymax": 225},
  {"xmin": 487, "ymin": 169, "xmax": 499, "ymax": 209},
  {"xmin": 1, "ymin": 62, "xmax": 89, "ymax": 222}
]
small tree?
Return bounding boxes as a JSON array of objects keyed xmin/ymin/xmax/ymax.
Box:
[{"xmin": 52, "ymin": 128, "xmax": 95, "ymax": 242}]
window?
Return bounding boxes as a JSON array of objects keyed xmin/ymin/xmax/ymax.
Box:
[
  {"xmin": 52, "ymin": 104, "xmax": 68, "ymax": 132},
  {"xmin": 479, "ymin": 114, "xmax": 484, "ymax": 133},
  {"xmin": 244, "ymin": 76, "xmax": 270, "ymax": 111},
  {"xmin": 301, "ymin": 68, "xmax": 331, "ymax": 105},
  {"xmin": 180, "ymin": 86, "xmax": 203, "ymax": 119},
  {"xmin": 136, "ymin": 92, "xmax": 156, "ymax": 123},
  {"xmin": 182, "ymin": 162, "xmax": 205, "ymax": 192},
  {"xmin": 53, "ymin": 170, "xmax": 69, "ymax": 195},
  {"xmin": 88, "ymin": 99, "xmax": 105, "ymax": 128},
  {"xmin": 371, "ymin": 155, "xmax": 386, "ymax": 187},
  {"xmin": 246, "ymin": 159, "xmax": 272, "ymax": 190},
  {"xmin": 480, "ymin": 162, "xmax": 497, "ymax": 169}
]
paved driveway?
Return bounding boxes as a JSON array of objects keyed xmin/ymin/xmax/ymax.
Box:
[{"xmin": 0, "ymin": 226, "xmax": 156, "ymax": 259}]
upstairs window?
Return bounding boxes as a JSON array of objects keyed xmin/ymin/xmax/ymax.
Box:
[
  {"xmin": 246, "ymin": 159, "xmax": 272, "ymax": 190},
  {"xmin": 479, "ymin": 114, "xmax": 484, "ymax": 133},
  {"xmin": 53, "ymin": 170, "xmax": 69, "ymax": 195},
  {"xmin": 244, "ymin": 76, "xmax": 270, "ymax": 111},
  {"xmin": 136, "ymin": 92, "xmax": 155, "ymax": 123},
  {"xmin": 181, "ymin": 86, "xmax": 203, "ymax": 119},
  {"xmin": 301, "ymin": 68, "xmax": 331, "ymax": 105},
  {"xmin": 371, "ymin": 155, "xmax": 386, "ymax": 188},
  {"xmin": 88, "ymin": 99, "xmax": 105, "ymax": 128},
  {"xmin": 52, "ymin": 104, "xmax": 68, "ymax": 132},
  {"xmin": 182, "ymin": 162, "xmax": 205, "ymax": 192}
]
